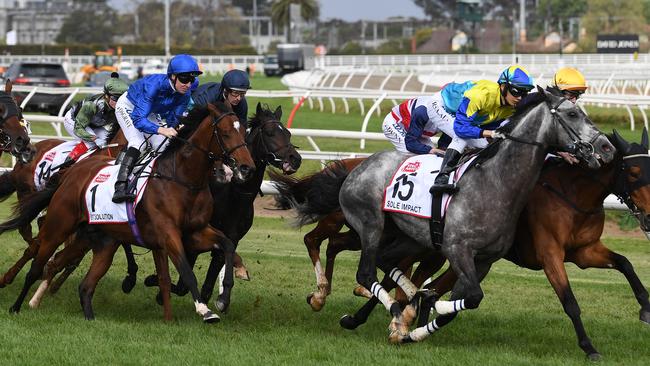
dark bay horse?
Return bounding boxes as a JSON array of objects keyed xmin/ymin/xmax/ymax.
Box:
[
  {"xmin": 284, "ymin": 89, "xmax": 615, "ymax": 345},
  {"xmin": 142, "ymin": 102, "xmax": 302, "ymax": 304},
  {"xmin": 0, "ymin": 102, "xmax": 255, "ymax": 322}
]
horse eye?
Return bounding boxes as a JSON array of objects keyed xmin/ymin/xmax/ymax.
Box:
[
  {"xmin": 629, "ymin": 166, "xmax": 642, "ymax": 181},
  {"xmin": 567, "ymin": 111, "xmax": 578, "ymax": 118}
]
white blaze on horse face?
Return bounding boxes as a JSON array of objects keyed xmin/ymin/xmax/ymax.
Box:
[{"xmin": 233, "ymin": 121, "xmax": 241, "ymax": 132}]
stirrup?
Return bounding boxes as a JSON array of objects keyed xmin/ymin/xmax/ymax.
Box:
[{"xmin": 112, "ymin": 192, "xmax": 136, "ymax": 204}]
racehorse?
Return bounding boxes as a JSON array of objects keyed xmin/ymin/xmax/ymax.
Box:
[
  {"xmin": 148, "ymin": 102, "xmax": 302, "ymax": 303},
  {"xmin": 0, "ymin": 130, "xmax": 129, "ymax": 286},
  {"xmin": 0, "ymin": 81, "xmax": 35, "ymax": 164},
  {"xmin": 0, "ymin": 102, "xmax": 255, "ymax": 322},
  {"xmin": 285, "ymin": 89, "xmax": 615, "ymax": 345}
]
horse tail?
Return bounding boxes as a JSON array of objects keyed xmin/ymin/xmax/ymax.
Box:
[
  {"xmin": 0, "ymin": 172, "xmax": 62, "ymax": 234},
  {"xmin": 0, "ymin": 170, "xmax": 17, "ymax": 202},
  {"xmin": 271, "ymin": 161, "xmax": 351, "ymax": 227}
]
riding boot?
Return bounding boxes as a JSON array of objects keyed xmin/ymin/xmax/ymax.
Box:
[
  {"xmin": 112, "ymin": 147, "xmax": 140, "ymax": 203},
  {"xmin": 430, "ymin": 148, "xmax": 461, "ymax": 194},
  {"xmin": 63, "ymin": 141, "xmax": 89, "ymax": 165}
]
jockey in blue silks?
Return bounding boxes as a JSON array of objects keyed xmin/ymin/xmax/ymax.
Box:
[
  {"xmin": 190, "ymin": 69, "xmax": 251, "ymax": 128},
  {"xmin": 112, "ymin": 54, "xmax": 202, "ymax": 203},
  {"xmin": 430, "ymin": 65, "xmax": 535, "ymax": 193}
]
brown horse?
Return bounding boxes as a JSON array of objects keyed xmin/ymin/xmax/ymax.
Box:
[
  {"xmin": 273, "ymin": 130, "xmax": 650, "ymax": 359},
  {"xmin": 0, "ymin": 80, "xmax": 35, "ymax": 164},
  {"xmin": 0, "ymin": 102, "xmax": 255, "ymax": 322},
  {"xmin": 0, "ymin": 132, "xmax": 128, "ymax": 289}
]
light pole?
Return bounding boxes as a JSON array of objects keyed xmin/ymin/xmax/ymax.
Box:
[{"xmin": 164, "ymin": 0, "xmax": 170, "ymax": 58}]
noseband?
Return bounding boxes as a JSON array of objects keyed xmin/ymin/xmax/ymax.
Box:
[
  {"xmin": 613, "ymin": 154, "xmax": 650, "ymax": 230},
  {"xmin": 246, "ymin": 119, "xmax": 296, "ymax": 167}
]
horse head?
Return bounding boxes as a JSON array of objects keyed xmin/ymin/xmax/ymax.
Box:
[
  {"xmin": 246, "ymin": 102, "xmax": 302, "ymax": 175},
  {"xmin": 536, "ymin": 87, "xmax": 615, "ymax": 169},
  {"xmin": 206, "ymin": 102, "xmax": 255, "ymax": 182},
  {"xmin": 609, "ymin": 128, "xmax": 650, "ymax": 238},
  {"xmin": 0, "ymin": 81, "xmax": 35, "ymax": 163}
]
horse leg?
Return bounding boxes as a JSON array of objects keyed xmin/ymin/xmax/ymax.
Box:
[
  {"xmin": 167, "ymin": 228, "xmax": 220, "ymax": 323},
  {"xmin": 570, "ymin": 241, "xmax": 650, "ymax": 325},
  {"xmin": 30, "ymin": 240, "xmax": 89, "ymax": 307},
  {"xmin": 78, "ymin": 242, "xmax": 119, "ymax": 320},
  {"xmin": 121, "ymin": 244, "xmax": 138, "ymax": 294},
  {"xmin": 233, "ymin": 251, "xmax": 250, "ymax": 281},
  {"xmin": 304, "ymin": 213, "xmax": 345, "ymax": 311},
  {"xmin": 199, "ymin": 249, "xmax": 222, "ymax": 303},
  {"xmin": 324, "ymin": 229, "xmax": 361, "ymax": 292},
  {"xmin": 536, "ymin": 248, "xmax": 601, "ymax": 360},
  {"xmin": 418, "ymin": 267, "xmax": 458, "ymax": 327},
  {"xmin": 151, "ymin": 249, "xmax": 172, "ymax": 321},
  {"xmin": 0, "ymin": 224, "xmax": 39, "ymax": 287}
]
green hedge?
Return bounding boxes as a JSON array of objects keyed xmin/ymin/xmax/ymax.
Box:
[{"xmin": 2, "ymin": 43, "xmax": 257, "ymax": 56}]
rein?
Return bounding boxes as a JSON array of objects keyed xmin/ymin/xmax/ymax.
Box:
[{"xmin": 152, "ymin": 110, "xmax": 247, "ymax": 191}]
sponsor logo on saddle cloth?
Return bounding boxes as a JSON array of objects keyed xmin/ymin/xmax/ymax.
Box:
[
  {"xmin": 84, "ymin": 158, "xmax": 157, "ymax": 224},
  {"xmin": 383, "ymin": 154, "xmax": 476, "ymax": 218},
  {"xmin": 33, "ymin": 140, "xmax": 78, "ymax": 191}
]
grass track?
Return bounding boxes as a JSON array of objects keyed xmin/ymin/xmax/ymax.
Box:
[{"xmin": 0, "ymin": 209, "xmax": 648, "ymax": 365}]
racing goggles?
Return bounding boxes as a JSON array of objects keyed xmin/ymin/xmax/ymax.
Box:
[
  {"xmin": 227, "ymin": 88, "xmax": 247, "ymax": 98},
  {"xmin": 507, "ymin": 85, "xmax": 530, "ymax": 98},
  {"xmin": 176, "ymin": 73, "xmax": 196, "ymax": 84},
  {"xmin": 562, "ymin": 89, "xmax": 585, "ymax": 100}
]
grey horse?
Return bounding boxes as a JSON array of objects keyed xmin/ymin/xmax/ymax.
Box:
[{"xmin": 295, "ymin": 88, "xmax": 616, "ymax": 345}]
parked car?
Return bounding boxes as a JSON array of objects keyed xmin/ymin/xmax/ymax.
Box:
[
  {"xmin": 142, "ymin": 59, "xmax": 165, "ymax": 76},
  {"xmin": 84, "ymin": 71, "xmax": 132, "ymax": 88},
  {"xmin": 1, "ymin": 61, "xmax": 71, "ymax": 115},
  {"xmin": 116, "ymin": 61, "xmax": 139, "ymax": 80},
  {"xmin": 263, "ymin": 54, "xmax": 281, "ymax": 76}
]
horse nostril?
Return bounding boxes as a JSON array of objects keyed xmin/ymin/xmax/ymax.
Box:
[{"xmin": 602, "ymin": 143, "xmax": 613, "ymax": 153}]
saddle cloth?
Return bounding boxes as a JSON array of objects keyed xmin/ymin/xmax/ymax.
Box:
[
  {"xmin": 84, "ymin": 158, "xmax": 157, "ymax": 224},
  {"xmin": 382, "ymin": 154, "xmax": 476, "ymax": 218},
  {"xmin": 33, "ymin": 140, "xmax": 77, "ymax": 191}
]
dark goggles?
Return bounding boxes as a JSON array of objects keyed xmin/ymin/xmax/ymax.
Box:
[
  {"xmin": 108, "ymin": 94, "xmax": 121, "ymax": 101},
  {"xmin": 562, "ymin": 90, "xmax": 585, "ymax": 99},
  {"xmin": 507, "ymin": 85, "xmax": 530, "ymax": 98},
  {"xmin": 176, "ymin": 74, "xmax": 196, "ymax": 84},
  {"xmin": 226, "ymin": 88, "xmax": 247, "ymax": 98}
]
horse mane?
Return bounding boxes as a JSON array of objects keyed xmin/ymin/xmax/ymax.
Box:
[
  {"xmin": 248, "ymin": 103, "xmax": 276, "ymax": 129},
  {"xmin": 472, "ymin": 91, "xmax": 548, "ymax": 163},
  {"xmin": 160, "ymin": 101, "xmax": 230, "ymax": 158}
]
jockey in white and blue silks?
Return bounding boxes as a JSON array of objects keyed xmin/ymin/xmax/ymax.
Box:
[
  {"xmin": 382, "ymin": 95, "xmax": 453, "ymax": 155},
  {"xmin": 112, "ymin": 54, "xmax": 202, "ymax": 203}
]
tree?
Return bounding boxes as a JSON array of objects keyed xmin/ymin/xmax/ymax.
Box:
[
  {"xmin": 270, "ymin": 0, "xmax": 320, "ymax": 28},
  {"xmin": 56, "ymin": 3, "xmax": 117, "ymax": 44},
  {"xmin": 579, "ymin": 0, "xmax": 646, "ymax": 51}
]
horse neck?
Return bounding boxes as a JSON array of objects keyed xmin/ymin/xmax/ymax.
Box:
[{"xmin": 162, "ymin": 118, "xmax": 216, "ymax": 188}]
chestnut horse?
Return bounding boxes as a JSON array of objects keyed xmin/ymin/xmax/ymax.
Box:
[
  {"xmin": 0, "ymin": 81, "xmax": 35, "ymax": 165},
  {"xmin": 0, "ymin": 102, "xmax": 254, "ymax": 322},
  {"xmin": 273, "ymin": 130, "xmax": 650, "ymax": 359}
]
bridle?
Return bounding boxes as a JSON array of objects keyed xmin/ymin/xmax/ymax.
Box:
[
  {"xmin": 612, "ymin": 153, "xmax": 650, "ymax": 230},
  {"xmin": 495, "ymin": 96, "xmax": 602, "ymax": 162},
  {"xmin": 0, "ymin": 96, "xmax": 28, "ymax": 153},
  {"xmin": 246, "ymin": 118, "xmax": 296, "ymax": 168},
  {"xmin": 172, "ymin": 111, "xmax": 247, "ymax": 169}
]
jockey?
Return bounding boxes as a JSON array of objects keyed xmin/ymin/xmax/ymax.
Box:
[
  {"xmin": 190, "ymin": 69, "xmax": 250, "ymax": 127},
  {"xmin": 431, "ymin": 65, "xmax": 535, "ymax": 192},
  {"xmin": 382, "ymin": 95, "xmax": 451, "ymax": 155},
  {"xmin": 550, "ymin": 67, "xmax": 587, "ymax": 103},
  {"xmin": 112, "ymin": 54, "xmax": 202, "ymax": 203},
  {"xmin": 62, "ymin": 73, "xmax": 129, "ymax": 163}
]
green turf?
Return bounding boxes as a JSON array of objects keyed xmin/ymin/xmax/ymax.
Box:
[{"xmin": 0, "ymin": 208, "xmax": 648, "ymax": 365}]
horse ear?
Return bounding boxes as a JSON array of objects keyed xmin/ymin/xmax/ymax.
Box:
[
  {"xmin": 612, "ymin": 129, "xmax": 632, "ymax": 155},
  {"xmin": 256, "ymin": 102, "xmax": 263, "ymax": 116},
  {"xmin": 4, "ymin": 79, "xmax": 11, "ymax": 93},
  {"xmin": 274, "ymin": 105, "xmax": 282, "ymax": 120},
  {"xmin": 642, "ymin": 127, "xmax": 649, "ymax": 150}
]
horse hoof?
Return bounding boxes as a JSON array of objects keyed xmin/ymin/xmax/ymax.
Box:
[
  {"xmin": 234, "ymin": 268, "xmax": 250, "ymax": 281},
  {"xmin": 28, "ymin": 299, "xmax": 40, "ymax": 309},
  {"xmin": 215, "ymin": 299, "xmax": 229, "ymax": 313},
  {"xmin": 307, "ymin": 293, "xmax": 324, "ymax": 312},
  {"xmin": 640, "ymin": 309, "xmax": 650, "ymax": 324},
  {"xmin": 203, "ymin": 311, "xmax": 220, "ymax": 324},
  {"xmin": 144, "ymin": 274, "xmax": 158, "ymax": 287},
  {"xmin": 8, "ymin": 305, "xmax": 20, "ymax": 314},
  {"xmin": 122, "ymin": 276, "xmax": 136, "ymax": 294},
  {"xmin": 388, "ymin": 330, "xmax": 406, "ymax": 345},
  {"xmin": 339, "ymin": 314, "xmax": 359, "ymax": 330},
  {"xmin": 587, "ymin": 352, "xmax": 602, "ymax": 362}
]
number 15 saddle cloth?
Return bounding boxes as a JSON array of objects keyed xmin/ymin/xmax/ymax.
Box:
[{"xmin": 382, "ymin": 154, "xmax": 476, "ymax": 219}]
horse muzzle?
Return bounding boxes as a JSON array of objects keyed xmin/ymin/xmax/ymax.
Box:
[{"xmin": 233, "ymin": 164, "xmax": 255, "ymax": 182}]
